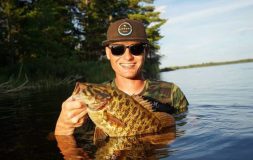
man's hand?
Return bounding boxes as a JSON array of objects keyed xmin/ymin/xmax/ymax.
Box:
[{"xmin": 55, "ymin": 96, "xmax": 88, "ymax": 135}]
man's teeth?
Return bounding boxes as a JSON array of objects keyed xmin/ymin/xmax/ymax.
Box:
[{"xmin": 120, "ymin": 63, "xmax": 135, "ymax": 68}]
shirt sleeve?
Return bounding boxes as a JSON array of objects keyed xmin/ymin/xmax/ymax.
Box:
[{"xmin": 171, "ymin": 84, "xmax": 189, "ymax": 113}]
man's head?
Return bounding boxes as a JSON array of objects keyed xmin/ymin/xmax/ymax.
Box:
[{"xmin": 103, "ymin": 19, "xmax": 148, "ymax": 79}]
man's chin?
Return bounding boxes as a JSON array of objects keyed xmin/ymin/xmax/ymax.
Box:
[{"xmin": 120, "ymin": 72, "xmax": 142, "ymax": 79}]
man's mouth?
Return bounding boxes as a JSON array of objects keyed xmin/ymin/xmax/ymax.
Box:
[{"xmin": 120, "ymin": 63, "xmax": 136, "ymax": 69}]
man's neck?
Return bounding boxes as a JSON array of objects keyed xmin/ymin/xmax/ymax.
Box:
[{"xmin": 114, "ymin": 76, "xmax": 146, "ymax": 95}]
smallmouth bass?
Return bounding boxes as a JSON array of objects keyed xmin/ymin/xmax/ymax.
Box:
[{"xmin": 72, "ymin": 82, "xmax": 175, "ymax": 140}]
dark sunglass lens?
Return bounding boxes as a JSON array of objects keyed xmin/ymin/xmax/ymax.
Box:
[
  {"xmin": 130, "ymin": 44, "xmax": 145, "ymax": 55},
  {"xmin": 110, "ymin": 45, "xmax": 125, "ymax": 55}
]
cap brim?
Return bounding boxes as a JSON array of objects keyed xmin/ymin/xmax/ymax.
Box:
[{"xmin": 102, "ymin": 38, "xmax": 149, "ymax": 46}]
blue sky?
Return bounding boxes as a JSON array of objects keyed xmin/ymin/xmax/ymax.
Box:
[{"xmin": 154, "ymin": 0, "xmax": 253, "ymax": 67}]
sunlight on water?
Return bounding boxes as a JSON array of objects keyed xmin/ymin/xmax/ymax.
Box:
[{"xmin": 161, "ymin": 63, "xmax": 253, "ymax": 106}]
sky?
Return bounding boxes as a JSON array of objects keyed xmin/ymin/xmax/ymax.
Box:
[{"xmin": 154, "ymin": 0, "xmax": 253, "ymax": 67}]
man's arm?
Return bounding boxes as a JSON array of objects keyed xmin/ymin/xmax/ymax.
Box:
[{"xmin": 171, "ymin": 84, "xmax": 189, "ymax": 113}]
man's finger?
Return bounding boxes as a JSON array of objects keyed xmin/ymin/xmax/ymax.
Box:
[
  {"xmin": 63, "ymin": 100, "xmax": 86, "ymax": 110},
  {"xmin": 71, "ymin": 110, "xmax": 88, "ymax": 124}
]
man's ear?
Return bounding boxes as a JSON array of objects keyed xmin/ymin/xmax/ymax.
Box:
[{"xmin": 105, "ymin": 47, "xmax": 111, "ymax": 60}]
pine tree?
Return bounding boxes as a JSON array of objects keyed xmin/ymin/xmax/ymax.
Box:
[
  {"xmin": 72, "ymin": 0, "xmax": 165, "ymax": 63},
  {"xmin": 127, "ymin": 0, "xmax": 166, "ymax": 77},
  {"xmin": 0, "ymin": 0, "xmax": 25, "ymax": 66},
  {"xmin": 0, "ymin": 0, "xmax": 76, "ymax": 80},
  {"xmin": 0, "ymin": 0, "xmax": 166, "ymax": 82}
]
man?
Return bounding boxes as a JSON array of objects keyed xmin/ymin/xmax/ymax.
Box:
[{"xmin": 55, "ymin": 18, "xmax": 188, "ymax": 135}]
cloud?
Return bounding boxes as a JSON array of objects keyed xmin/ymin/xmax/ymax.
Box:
[
  {"xmin": 168, "ymin": 1, "xmax": 253, "ymax": 24},
  {"xmin": 154, "ymin": 5, "xmax": 167, "ymax": 14},
  {"xmin": 237, "ymin": 27, "xmax": 253, "ymax": 33},
  {"xmin": 155, "ymin": 0, "xmax": 253, "ymax": 66}
]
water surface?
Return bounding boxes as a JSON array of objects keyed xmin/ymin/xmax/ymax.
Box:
[
  {"xmin": 0, "ymin": 63, "xmax": 253, "ymax": 159},
  {"xmin": 160, "ymin": 63, "xmax": 253, "ymax": 160}
]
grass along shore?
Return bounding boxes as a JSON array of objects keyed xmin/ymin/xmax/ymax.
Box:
[
  {"xmin": 160, "ymin": 58, "xmax": 253, "ymax": 72},
  {"xmin": 0, "ymin": 59, "xmax": 159, "ymax": 94}
]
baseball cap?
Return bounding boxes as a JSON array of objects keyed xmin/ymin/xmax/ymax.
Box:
[{"xmin": 102, "ymin": 19, "xmax": 149, "ymax": 46}]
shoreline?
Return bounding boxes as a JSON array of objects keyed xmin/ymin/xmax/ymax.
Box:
[{"xmin": 160, "ymin": 58, "xmax": 253, "ymax": 72}]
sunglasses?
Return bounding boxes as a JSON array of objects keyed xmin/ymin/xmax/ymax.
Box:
[{"xmin": 108, "ymin": 43, "xmax": 147, "ymax": 56}]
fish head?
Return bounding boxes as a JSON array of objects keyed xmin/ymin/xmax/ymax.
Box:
[{"xmin": 74, "ymin": 84, "xmax": 112, "ymax": 111}]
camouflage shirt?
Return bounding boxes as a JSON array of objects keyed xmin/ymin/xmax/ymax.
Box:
[
  {"xmin": 74, "ymin": 79, "xmax": 189, "ymax": 134},
  {"xmin": 105, "ymin": 79, "xmax": 189, "ymax": 114}
]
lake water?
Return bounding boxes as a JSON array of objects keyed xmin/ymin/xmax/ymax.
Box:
[
  {"xmin": 160, "ymin": 62, "xmax": 253, "ymax": 160},
  {"xmin": 0, "ymin": 63, "xmax": 253, "ymax": 160}
]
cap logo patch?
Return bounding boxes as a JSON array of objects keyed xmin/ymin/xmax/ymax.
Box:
[{"xmin": 118, "ymin": 22, "xmax": 132, "ymax": 36}]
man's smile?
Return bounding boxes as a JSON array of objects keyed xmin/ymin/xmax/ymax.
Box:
[{"xmin": 119, "ymin": 63, "xmax": 136, "ymax": 69}]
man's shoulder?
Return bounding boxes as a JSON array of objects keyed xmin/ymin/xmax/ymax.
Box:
[
  {"xmin": 143, "ymin": 79, "xmax": 176, "ymax": 104},
  {"xmin": 148, "ymin": 79, "xmax": 174, "ymax": 85},
  {"xmin": 102, "ymin": 80, "xmax": 113, "ymax": 86},
  {"xmin": 147, "ymin": 79, "xmax": 175, "ymax": 89},
  {"xmin": 145, "ymin": 79, "xmax": 189, "ymax": 113}
]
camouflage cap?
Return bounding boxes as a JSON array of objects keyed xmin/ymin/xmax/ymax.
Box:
[{"xmin": 102, "ymin": 19, "xmax": 149, "ymax": 46}]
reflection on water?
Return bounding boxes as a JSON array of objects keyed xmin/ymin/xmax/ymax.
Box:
[
  {"xmin": 55, "ymin": 127, "xmax": 176, "ymax": 160},
  {"xmin": 0, "ymin": 87, "xmax": 73, "ymax": 160},
  {"xmin": 1, "ymin": 63, "xmax": 253, "ymax": 159}
]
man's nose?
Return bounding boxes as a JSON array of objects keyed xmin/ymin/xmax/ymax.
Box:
[{"xmin": 122, "ymin": 48, "xmax": 134, "ymax": 60}]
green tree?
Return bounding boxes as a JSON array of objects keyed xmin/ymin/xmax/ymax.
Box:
[
  {"xmin": 73, "ymin": 0, "xmax": 165, "ymax": 63},
  {"xmin": 0, "ymin": 0, "xmax": 75, "ymax": 79},
  {"xmin": 0, "ymin": 0, "xmax": 165, "ymax": 87},
  {"xmin": 0, "ymin": 0, "xmax": 24, "ymax": 66},
  {"xmin": 127, "ymin": 0, "xmax": 166, "ymax": 78},
  {"xmin": 71, "ymin": 0, "xmax": 129, "ymax": 60}
]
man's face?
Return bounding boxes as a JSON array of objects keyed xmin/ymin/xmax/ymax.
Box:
[{"xmin": 106, "ymin": 41, "xmax": 146, "ymax": 79}]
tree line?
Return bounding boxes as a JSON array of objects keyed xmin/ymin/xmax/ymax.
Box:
[{"xmin": 0, "ymin": 0, "xmax": 166, "ymax": 90}]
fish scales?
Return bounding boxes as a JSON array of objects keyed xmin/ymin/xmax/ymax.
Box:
[
  {"xmin": 72, "ymin": 82, "xmax": 174, "ymax": 138},
  {"xmin": 109, "ymin": 94, "xmax": 159, "ymax": 136},
  {"xmin": 112, "ymin": 93, "xmax": 155, "ymax": 136},
  {"xmin": 110, "ymin": 94, "xmax": 150, "ymax": 136}
]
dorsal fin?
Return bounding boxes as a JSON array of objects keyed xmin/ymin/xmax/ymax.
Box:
[
  {"xmin": 72, "ymin": 82, "xmax": 81, "ymax": 95},
  {"xmin": 72, "ymin": 82, "xmax": 88, "ymax": 95},
  {"xmin": 154, "ymin": 112, "xmax": 175, "ymax": 128},
  {"xmin": 132, "ymin": 95, "xmax": 153, "ymax": 112}
]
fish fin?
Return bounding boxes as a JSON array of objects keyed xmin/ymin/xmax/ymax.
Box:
[
  {"xmin": 139, "ymin": 128, "xmax": 176, "ymax": 145},
  {"xmin": 106, "ymin": 112, "xmax": 126, "ymax": 127},
  {"xmin": 154, "ymin": 112, "xmax": 175, "ymax": 128},
  {"xmin": 93, "ymin": 127, "xmax": 108, "ymax": 143},
  {"xmin": 72, "ymin": 82, "xmax": 81, "ymax": 95},
  {"xmin": 72, "ymin": 82, "xmax": 88, "ymax": 95},
  {"xmin": 132, "ymin": 96, "xmax": 153, "ymax": 112}
]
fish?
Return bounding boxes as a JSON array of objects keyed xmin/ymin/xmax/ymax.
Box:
[{"xmin": 72, "ymin": 82, "xmax": 175, "ymax": 141}]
